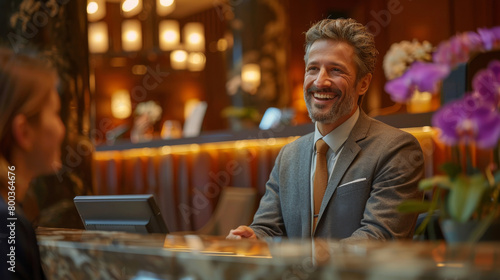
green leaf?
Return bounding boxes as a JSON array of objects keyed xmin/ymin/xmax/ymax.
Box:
[
  {"xmin": 418, "ymin": 176, "xmax": 452, "ymax": 190},
  {"xmin": 447, "ymin": 174, "xmax": 488, "ymax": 223},
  {"xmin": 440, "ymin": 162, "xmax": 461, "ymax": 179},
  {"xmin": 397, "ymin": 200, "xmax": 432, "ymax": 213},
  {"xmin": 414, "ymin": 190, "xmax": 442, "ymax": 237}
]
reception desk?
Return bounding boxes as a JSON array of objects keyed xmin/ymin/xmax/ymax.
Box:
[
  {"xmin": 37, "ymin": 227, "xmax": 500, "ymax": 279},
  {"xmin": 94, "ymin": 121, "xmax": 438, "ymax": 233}
]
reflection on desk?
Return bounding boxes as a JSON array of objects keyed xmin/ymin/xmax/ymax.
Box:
[{"xmin": 37, "ymin": 227, "xmax": 500, "ymax": 279}]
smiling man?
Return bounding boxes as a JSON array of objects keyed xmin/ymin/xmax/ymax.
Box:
[{"xmin": 227, "ymin": 18, "xmax": 424, "ymax": 241}]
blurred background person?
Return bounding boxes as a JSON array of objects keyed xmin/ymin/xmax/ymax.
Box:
[{"xmin": 0, "ymin": 47, "xmax": 65, "ymax": 280}]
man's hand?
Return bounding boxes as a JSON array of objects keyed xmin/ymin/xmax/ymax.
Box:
[{"xmin": 226, "ymin": 226, "xmax": 257, "ymax": 240}]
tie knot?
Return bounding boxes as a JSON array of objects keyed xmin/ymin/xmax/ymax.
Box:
[{"xmin": 315, "ymin": 139, "xmax": 329, "ymax": 155}]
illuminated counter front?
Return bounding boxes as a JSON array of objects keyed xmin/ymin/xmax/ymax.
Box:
[
  {"xmin": 94, "ymin": 121, "xmax": 438, "ymax": 233},
  {"xmin": 37, "ymin": 227, "xmax": 500, "ymax": 279},
  {"xmin": 94, "ymin": 125, "xmax": 311, "ymax": 232}
]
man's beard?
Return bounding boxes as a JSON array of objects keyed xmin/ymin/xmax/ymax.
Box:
[{"xmin": 304, "ymin": 86, "xmax": 355, "ymax": 124}]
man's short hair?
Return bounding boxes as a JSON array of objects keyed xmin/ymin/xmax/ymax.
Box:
[{"xmin": 304, "ymin": 18, "xmax": 379, "ymax": 82}]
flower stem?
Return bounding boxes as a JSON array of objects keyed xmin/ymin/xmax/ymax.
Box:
[
  {"xmin": 452, "ymin": 146, "xmax": 461, "ymax": 170},
  {"xmin": 465, "ymin": 143, "xmax": 475, "ymax": 175},
  {"xmin": 414, "ymin": 189, "xmax": 441, "ymax": 237}
]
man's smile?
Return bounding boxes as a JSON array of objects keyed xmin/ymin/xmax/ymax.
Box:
[
  {"xmin": 313, "ymin": 92, "xmax": 337, "ymax": 100},
  {"xmin": 307, "ymin": 87, "xmax": 342, "ymax": 102}
]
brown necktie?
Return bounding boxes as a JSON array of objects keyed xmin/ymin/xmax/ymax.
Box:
[{"xmin": 313, "ymin": 139, "xmax": 329, "ymax": 232}]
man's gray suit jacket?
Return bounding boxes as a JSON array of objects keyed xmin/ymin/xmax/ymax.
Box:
[{"xmin": 250, "ymin": 110, "xmax": 424, "ymax": 241}]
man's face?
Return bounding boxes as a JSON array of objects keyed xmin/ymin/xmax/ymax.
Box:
[{"xmin": 303, "ymin": 39, "xmax": 365, "ymax": 124}]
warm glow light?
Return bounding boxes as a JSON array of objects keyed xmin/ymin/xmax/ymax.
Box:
[
  {"xmin": 126, "ymin": 31, "xmax": 138, "ymax": 41},
  {"xmin": 188, "ymin": 33, "xmax": 202, "ymax": 44},
  {"xmin": 95, "ymin": 137, "xmax": 299, "ymax": 160},
  {"xmin": 157, "ymin": 0, "xmax": 175, "ymax": 16},
  {"xmin": 159, "ymin": 20, "xmax": 179, "ymax": 50},
  {"xmin": 122, "ymin": 0, "xmax": 138, "ymax": 11},
  {"xmin": 94, "ymin": 33, "xmax": 104, "ymax": 43},
  {"xmin": 242, "ymin": 68, "xmax": 260, "ymax": 81},
  {"xmin": 160, "ymin": 0, "xmax": 174, "ymax": 7},
  {"xmin": 188, "ymin": 53, "xmax": 204, "ymax": 64},
  {"xmin": 122, "ymin": 0, "xmax": 142, "ymax": 17},
  {"xmin": 88, "ymin": 22, "xmax": 108, "ymax": 53},
  {"xmin": 172, "ymin": 50, "xmax": 187, "ymax": 61},
  {"xmin": 141, "ymin": 148, "xmax": 153, "ymax": 157},
  {"xmin": 122, "ymin": 20, "xmax": 142, "ymax": 52},
  {"xmin": 187, "ymin": 52, "xmax": 206, "ymax": 71},
  {"xmin": 190, "ymin": 144, "xmax": 201, "ymax": 153},
  {"xmin": 235, "ymin": 141, "xmax": 246, "ymax": 149},
  {"xmin": 87, "ymin": 0, "xmax": 106, "ymax": 22},
  {"xmin": 87, "ymin": 2, "xmax": 98, "ymax": 14},
  {"xmin": 170, "ymin": 50, "xmax": 187, "ymax": 70},
  {"xmin": 164, "ymin": 31, "xmax": 176, "ymax": 41},
  {"xmin": 267, "ymin": 138, "xmax": 276, "ymax": 145},
  {"xmin": 183, "ymin": 22, "xmax": 204, "ymax": 52},
  {"xmin": 161, "ymin": 146, "xmax": 172, "ymax": 155},
  {"xmin": 241, "ymin": 63, "xmax": 261, "ymax": 93},
  {"xmin": 111, "ymin": 90, "xmax": 132, "ymax": 119},
  {"xmin": 217, "ymin": 38, "xmax": 228, "ymax": 51}
]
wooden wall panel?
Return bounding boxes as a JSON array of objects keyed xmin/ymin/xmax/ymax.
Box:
[{"xmin": 287, "ymin": 0, "xmax": 500, "ymax": 117}]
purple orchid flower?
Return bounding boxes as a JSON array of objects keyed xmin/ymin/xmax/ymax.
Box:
[
  {"xmin": 432, "ymin": 95, "xmax": 500, "ymax": 149},
  {"xmin": 478, "ymin": 26, "xmax": 500, "ymax": 50},
  {"xmin": 472, "ymin": 60, "xmax": 500, "ymax": 106},
  {"xmin": 385, "ymin": 62, "xmax": 450, "ymax": 103},
  {"xmin": 478, "ymin": 28, "xmax": 495, "ymax": 50},
  {"xmin": 433, "ymin": 32, "xmax": 485, "ymax": 67}
]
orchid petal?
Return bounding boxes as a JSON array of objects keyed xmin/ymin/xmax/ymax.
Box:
[
  {"xmin": 433, "ymin": 95, "xmax": 500, "ymax": 148},
  {"xmin": 472, "ymin": 69, "xmax": 498, "ymax": 104},
  {"xmin": 410, "ymin": 62, "xmax": 450, "ymax": 92},
  {"xmin": 384, "ymin": 73, "xmax": 414, "ymax": 103}
]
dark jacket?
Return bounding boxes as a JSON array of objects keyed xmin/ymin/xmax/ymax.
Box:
[{"xmin": 0, "ymin": 194, "xmax": 46, "ymax": 280}]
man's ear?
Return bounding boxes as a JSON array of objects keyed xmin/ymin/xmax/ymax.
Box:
[
  {"xmin": 357, "ymin": 73, "xmax": 372, "ymax": 97},
  {"xmin": 12, "ymin": 114, "xmax": 34, "ymax": 151}
]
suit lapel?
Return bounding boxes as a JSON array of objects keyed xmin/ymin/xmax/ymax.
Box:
[
  {"xmin": 315, "ymin": 111, "xmax": 372, "ymax": 232},
  {"xmin": 298, "ymin": 133, "xmax": 314, "ymax": 235}
]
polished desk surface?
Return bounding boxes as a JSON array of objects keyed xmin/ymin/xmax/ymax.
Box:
[{"xmin": 37, "ymin": 227, "xmax": 500, "ymax": 280}]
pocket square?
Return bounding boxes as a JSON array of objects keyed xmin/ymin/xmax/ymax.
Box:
[{"xmin": 338, "ymin": 178, "xmax": 367, "ymax": 188}]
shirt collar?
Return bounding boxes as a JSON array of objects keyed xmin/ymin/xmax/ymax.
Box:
[{"xmin": 313, "ymin": 107, "xmax": 360, "ymax": 154}]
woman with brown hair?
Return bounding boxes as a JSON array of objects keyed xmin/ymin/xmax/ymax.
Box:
[{"xmin": 0, "ymin": 47, "xmax": 65, "ymax": 279}]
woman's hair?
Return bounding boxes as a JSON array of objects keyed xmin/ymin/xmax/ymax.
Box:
[
  {"xmin": 0, "ymin": 47, "xmax": 58, "ymax": 168},
  {"xmin": 304, "ymin": 18, "xmax": 379, "ymax": 82}
]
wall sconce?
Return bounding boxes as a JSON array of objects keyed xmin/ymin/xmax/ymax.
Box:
[
  {"xmin": 187, "ymin": 52, "xmax": 206, "ymax": 71},
  {"xmin": 157, "ymin": 0, "xmax": 175, "ymax": 16},
  {"xmin": 184, "ymin": 22, "xmax": 205, "ymax": 52},
  {"xmin": 159, "ymin": 20, "xmax": 179, "ymax": 51},
  {"xmin": 121, "ymin": 0, "xmax": 142, "ymax": 17},
  {"xmin": 111, "ymin": 90, "xmax": 132, "ymax": 119},
  {"xmin": 122, "ymin": 20, "xmax": 142, "ymax": 52},
  {"xmin": 170, "ymin": 50, "xmax": 187, "ymax": 70},
  {"xmin": 88, "ymin": 22, "xmax": 109, "ymax": 53},
  {"xmin": 87, "ymin": 0, "xmax": 106, "ymax": 22},
  {"xmin": 241, "ymin": 63, "xmax": 261, "ymax": 94}
]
